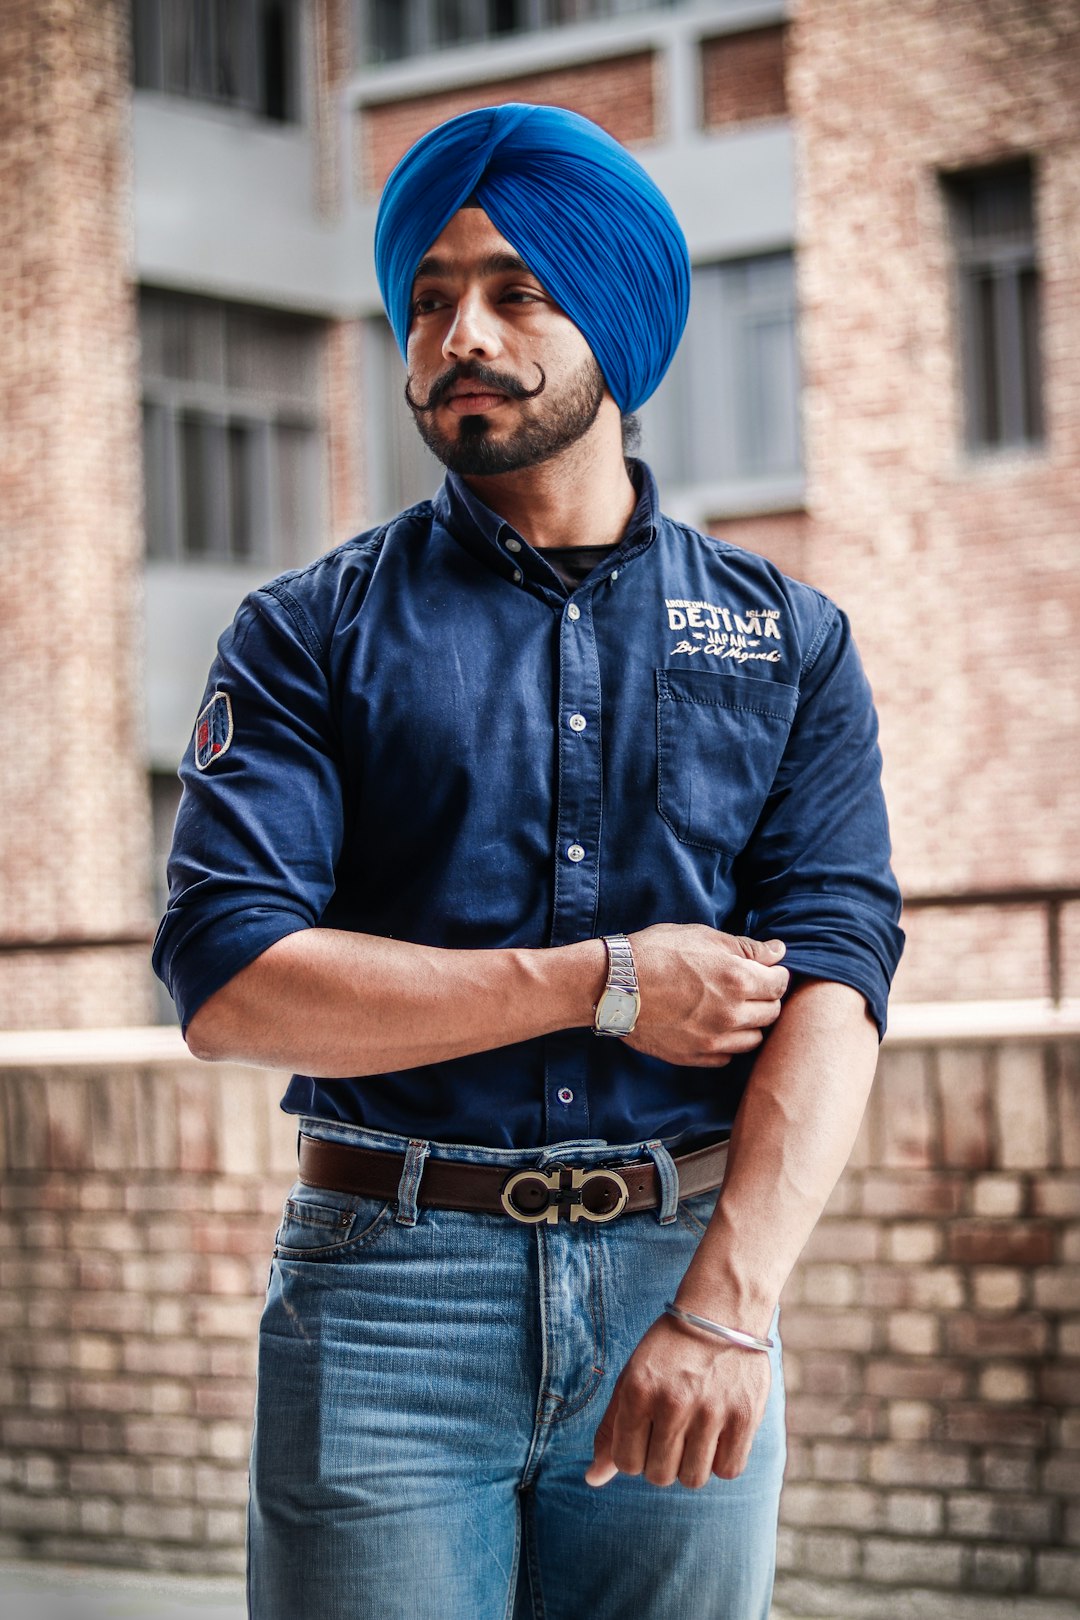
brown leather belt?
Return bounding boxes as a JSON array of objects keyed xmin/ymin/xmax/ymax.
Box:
[{"xmin": 298, "ymin": 1133, "xmax": 730, "ymax": 1225}]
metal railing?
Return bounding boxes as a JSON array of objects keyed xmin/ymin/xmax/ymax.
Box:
[{"xmin": 900, "ymin": 886, "xmax": 1080, "ymax": 1007}]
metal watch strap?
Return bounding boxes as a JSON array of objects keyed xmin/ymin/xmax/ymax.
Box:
[{"xmin": 603, "ymin": 934, "xmax": 638, "ymax": 996}]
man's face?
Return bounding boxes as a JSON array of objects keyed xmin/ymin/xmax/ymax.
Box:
[{"xmin": 405, "ymin": 208, "xmax": 607, "ymax": 476}]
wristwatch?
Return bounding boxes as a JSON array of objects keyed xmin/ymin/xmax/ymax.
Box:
[{"xmin": 593, "ymin": 934, "xmax": 641, "ymax": 1037}]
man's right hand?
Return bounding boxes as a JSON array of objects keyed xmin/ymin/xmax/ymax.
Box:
[{"xmin": 624, "ymin": 924, "xmax": 789, "ymax": 1067}]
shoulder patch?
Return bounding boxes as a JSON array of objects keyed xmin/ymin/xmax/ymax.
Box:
[{"xmin": 194, "ymin": 692, "xmax": 234, "ymax": 770}]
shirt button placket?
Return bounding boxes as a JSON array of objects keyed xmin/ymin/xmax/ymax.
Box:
[{"xmin": 544, "ymin": 593, "xmax": 603, "ymax": 1140}]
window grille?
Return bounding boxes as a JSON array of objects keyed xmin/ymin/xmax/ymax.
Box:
[
  {"xmin": 133, "ymin": 0, "xmax": 302, "ymax": 122},
  {"xmin": 638, "ymin": 253, "xmax": 802, "ymax": 492},
  {"xmin": 945, "ymin": 160, "xmax": 1043, "ymax": 452},
  {"xmin": 140, "ymin": 289, "xmax": 326, "ymax": 567}
]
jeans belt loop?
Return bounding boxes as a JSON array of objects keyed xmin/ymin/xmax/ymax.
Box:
[
  {"xmin": 644, "ymin": 1139, "xmax": 680, "ymax": 1225},
  {"xmin": 395, "ymin": 1138, "xmax": 430, "ymax": 1226}
]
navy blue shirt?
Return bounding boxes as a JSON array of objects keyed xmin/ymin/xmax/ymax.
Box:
[{"xmin": 153, "ymin": 463, "xmax": 903, "ymax": 1149}]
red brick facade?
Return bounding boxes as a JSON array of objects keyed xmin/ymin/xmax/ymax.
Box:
[
  {"xmin": 359, "ymin": 52, "xmax": 657, "ymax": 195},
  {"xmin": 701, "ymin": 24, "xmax": 788, "ymax": 129},
  {"xmin": 313, "ymin": 0, "xmax": 353, "ymax": 218},
  {"xmin": 708, "ymin": 509, "xmax": 811, "ymax": 587},
  {"xmin": 0, "ymin": 0, "xmax": 153, "ymax": 1029},
  {"xmin": 324, "ymin": 318, "xmax": 366, "ymax": 541},
  {"xmin": 787, "ymin": 0, "xmax": 1080, "ymax": 1001}
]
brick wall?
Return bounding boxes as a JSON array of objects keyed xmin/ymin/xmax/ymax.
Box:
[
  {"xmin": 1, "ymin": 1037, "xmax": 1078, "ymax": 1609},
  {"xmin": 776, "ymin": 1034, "xmax": 1080, "ymax": 1612},
  {"xmin": 786, "ymin": 1, "xmax": 1080, "ymax": 973},
  {"xmin": 701, "ymin": 24, "xmax": 788, "ymax": 129},
  {"xmin": 0, "ymin": 1052, "xmax": 293, "ymax": 1573},
  {"xmin": 891, "ymin": 902, "xmax": 1080, "ymax": 1008},
  {"xmin": 313, "ymin": 0, "xmax": 352, "ymax": 218},
  {"xmin": 358, "ymin": 52, "xmax": 657, "ymax": 196},
  {"xmin": 0, "ymin": 0, "xmax": 153, "ymax": 1029},
  {"xmin": 324, "ymin": 318, "xmax": 367, "ymax": 541},
  {"xmin": 708, "ymin": 510, "xmax": 811, "ymax": 588}
]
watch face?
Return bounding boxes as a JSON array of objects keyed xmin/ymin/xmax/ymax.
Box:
[{"xmin": 597, "ymin": 987, "xmax": 640, "ymax": 1035}]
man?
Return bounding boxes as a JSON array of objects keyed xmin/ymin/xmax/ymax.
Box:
[{"xmin": 154, "ymin": 105, "xmax": 903, "ymax": 1620}]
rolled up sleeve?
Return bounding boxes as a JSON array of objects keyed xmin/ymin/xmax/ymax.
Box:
[
  {"xmin": 738, "ymin": 605, "xmax": 904, "ymax": 1037},
  {"xmin": 152, "ymin": 588, "xmax": 343, "ymax": 1031}
]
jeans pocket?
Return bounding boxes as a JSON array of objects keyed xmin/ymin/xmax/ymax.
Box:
[{"xmin": 274, "ymin": 1180, "xmax": 393, "ymax": 1259}]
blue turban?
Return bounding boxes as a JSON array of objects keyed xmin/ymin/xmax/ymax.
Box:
[{"xmin": 374, "ymin": 104, "xmax": 690, "ymax": 414}]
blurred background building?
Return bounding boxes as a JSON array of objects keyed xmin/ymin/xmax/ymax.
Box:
[{"xmin": 2, "ymin": 1, "xmax": 1079, "ymax": 1612}]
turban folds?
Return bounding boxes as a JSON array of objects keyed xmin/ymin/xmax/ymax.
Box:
[{"xmin": 374, "ymin": 104, "xmax": 690, "ymax": 414}]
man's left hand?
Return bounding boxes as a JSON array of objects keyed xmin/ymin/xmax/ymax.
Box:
[{"xmin": 585, "ymin": 1314, "xmax": 772, "ymax": 1490}]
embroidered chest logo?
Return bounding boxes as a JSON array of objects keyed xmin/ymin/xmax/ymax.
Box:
[
  {"xmin": 664, "ymin": 599, "xmax": 783, "ymax": 664},
  {"xmin": 194, "ymin": 692, "xmax": 234, "ymax": 770}
]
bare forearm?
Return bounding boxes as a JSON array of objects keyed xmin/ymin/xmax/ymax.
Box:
[
  {"xmin": 676, "ymin": 978, "xmax": 880, "ymax": 1332},
  {"xmin": 185, "ymin": 919, "xmax": 792, "ymax": 1076},
  {"xmin": 185, "ymin": 927, "xmax": 606, "ymax": 1073}
]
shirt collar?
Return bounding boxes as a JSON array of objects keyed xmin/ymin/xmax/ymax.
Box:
[{"xmin": 432, "ymin": 459, "xmax": 660, "ymax": 586}]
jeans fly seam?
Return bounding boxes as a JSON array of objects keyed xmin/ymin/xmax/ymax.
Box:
[
  {"xmin": 550, "ymin": 1222, "xmax": 607, "ymax": 1423},
  {"xmin": 519, "ymin": 1226, "xmax": 556, "ymax": 1490}
]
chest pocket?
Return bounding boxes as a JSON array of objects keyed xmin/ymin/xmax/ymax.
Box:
[{"xmin": 656, "ymin": 667, "xmax": 799, "ymax": 857}]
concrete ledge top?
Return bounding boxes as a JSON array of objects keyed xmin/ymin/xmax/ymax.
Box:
[
  {"xmin": 0, "ymin": 1024, "xmax": 193, "ymax": 1067},
  {"xmin": 0, "ymin": 1000, "xmax": 1078, "ymax": 1067},
  {"xmin": 885, "ymin": 998, "xmax": 1080, "ymax": 1044}
]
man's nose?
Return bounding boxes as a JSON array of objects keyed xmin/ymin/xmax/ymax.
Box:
[{"xmin": 442, "ymin": 291, "xmax": 501, "ymax": 362}]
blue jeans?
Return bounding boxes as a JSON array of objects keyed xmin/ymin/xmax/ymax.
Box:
[{"xmin": 248, "ymin": 1121, "xmax": 786, "ymax": 1620}]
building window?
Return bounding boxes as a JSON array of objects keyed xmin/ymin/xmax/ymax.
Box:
[
  {"xmin": 363, "ymin": 318, "xmax": 445, "ymax": 522},
  {"xmin": 140, "ymin": 289, "xmax": 326, "ymax": 567},
  {"xmin": 637, "ymin": 252, "xmax": 802, "ymax": 496},
  {"xmin": 363, "ymin": 0, "xmax": 676, "ymax": 63},
  {"xmin": 945, "ymin": 160, "xmax": 1043, "ymax": 452},
  {"xmin": 133, "ymin": 0, "xmax": 303, "ymax": 122},
  {"xmin": 363, "ymin": 254, "xmax": 802, "ymax": 519}
]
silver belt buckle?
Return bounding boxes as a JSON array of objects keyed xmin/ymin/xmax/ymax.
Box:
[{"xmin": 500, "ymin": 1166, "xmax": 630, "ymax": 1225}]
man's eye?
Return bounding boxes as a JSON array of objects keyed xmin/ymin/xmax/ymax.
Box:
[
  {"xmin": 411, "ymin": 294, "xmax": 443, "ymax": 316},
  {"xmin": 502, "ymin": 289, "xmax": 540, "ymax": 304}
]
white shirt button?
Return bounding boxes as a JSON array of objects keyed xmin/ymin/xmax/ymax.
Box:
[
  {"xmin": 557, "ymin": 1087, "xmax": 574, "ymax": 1105},
  {"xmin": 610, "ymin": 569, "xmax": 620, "ymax": 582},
  {"xmin": 567, "ymin": 843, "xmax": 585, "ymax": 863},
  {"xmin": 505, "ymin": 537, "xmax": 522, "ymax": 553},
  {"xmin": 511, "ymin": 568, "xmax": 523, "ymax": 584},
  {"xmin": 567, "ymin": 603, "xmax": 581, "ymax": 621},
  {"xmin": 568, "ymin": 713, "xmax": 587, "ymax": 732}
]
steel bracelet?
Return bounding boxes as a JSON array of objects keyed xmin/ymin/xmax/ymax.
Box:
[{"xmin": 663, "ymin": 1301, "xmax": 775, "ymax": 1353}]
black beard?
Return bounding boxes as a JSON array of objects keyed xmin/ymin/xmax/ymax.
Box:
[{"xmin": 406, "ymin": 355, "xmax": 606, "ymax": 476}]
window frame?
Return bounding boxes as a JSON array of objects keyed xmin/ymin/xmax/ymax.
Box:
[
  {"xmin": 139, "ymin": 289, "xmax": 327, "ymax": 569},
  {"xmin": 636, "ymin": 250, "xmax": 804, "ymax": 514},
  {"xmin": 360, "ymin": 0, "xmax": 676, "ymax": 64},
  {"xmin": 132, "ymin": 0, "xmax": 306, "ymax": 124},
  {"xmin": 945, "ymin": 158, "xmax": 1044, "ymax": 456}
]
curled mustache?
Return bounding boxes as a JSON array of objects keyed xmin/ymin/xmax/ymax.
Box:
[{"xmin": 404, "ymin": 361, "xmax": 546, "ymax": 414}]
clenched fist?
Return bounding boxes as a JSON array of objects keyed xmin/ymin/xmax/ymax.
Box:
[{"xmin": 624, "ymin": 924, "xmax": 789, "ymax": 1067}]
